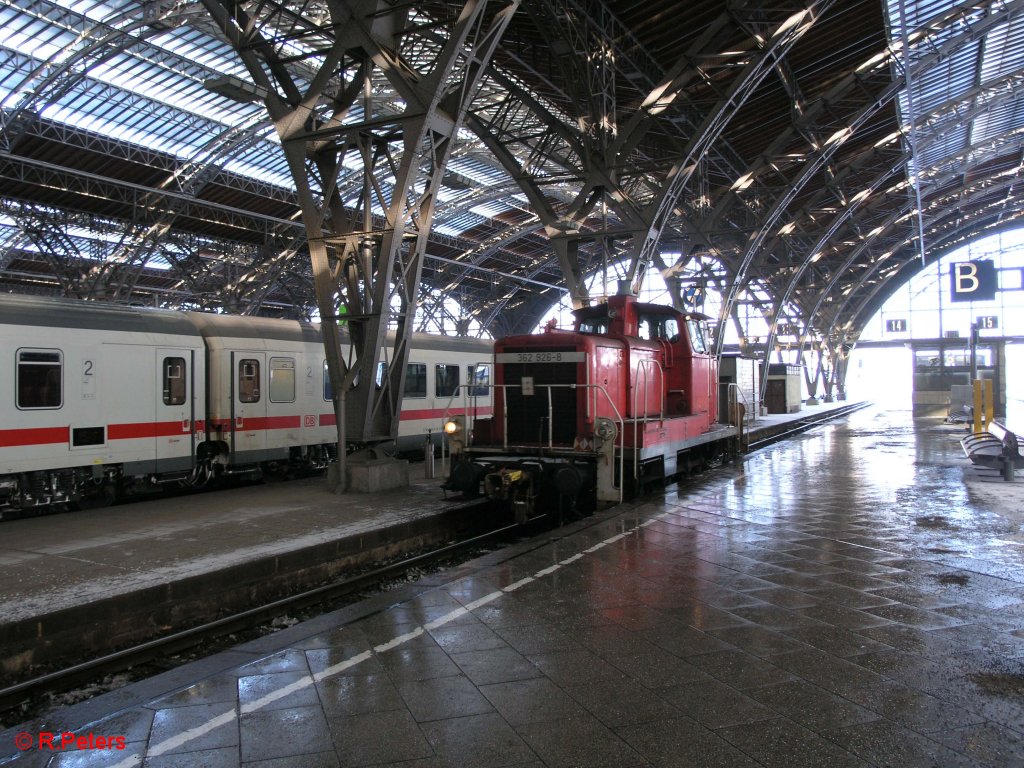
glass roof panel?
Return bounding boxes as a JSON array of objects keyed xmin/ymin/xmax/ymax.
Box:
[{"xmin": 887, "ymin": 0, "xmax": 1024, "ymax": 194}]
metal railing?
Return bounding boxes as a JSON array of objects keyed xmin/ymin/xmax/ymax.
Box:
[
  {"xmin": 441, "ymin": 382, "xmax": 626, "ymax": 500},
  {"xmin": 633, "ymin": 358, "xmax": 666, "ymax": 481},
  {"xmin": 726, "ymin": 382, "xmax": 752, "ymax": 452}
]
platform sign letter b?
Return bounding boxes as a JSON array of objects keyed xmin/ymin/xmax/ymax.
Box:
[{"xmin": 950, "ymin": 260, "xmax": 997, "ymax": 303}]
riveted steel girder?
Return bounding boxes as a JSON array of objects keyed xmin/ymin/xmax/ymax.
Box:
[
  {"xmin": 633, "ymin": 1, "xmax": 834, "ymax": 287},
  {"xmin": 201, "ymin": 0, "xmax": 519, "ymax": 458}
]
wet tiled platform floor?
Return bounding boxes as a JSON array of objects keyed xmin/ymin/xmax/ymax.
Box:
[{"xmin": 4, "ymin": 406, "xmax": 1024, "ymax": 767}]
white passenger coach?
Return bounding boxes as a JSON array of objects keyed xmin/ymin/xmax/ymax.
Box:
[{"xmin": 1, "ymin": 295, "xmax": 492, "ymax": 510}]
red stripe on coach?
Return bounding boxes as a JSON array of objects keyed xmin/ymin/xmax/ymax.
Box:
[
  {"xmin": 108, "ymin": 421, "xmax": 191, "ymax": 439},
  {"xmin": 0, "ymin": 425, "xmax": 70, "ymax": 448}
]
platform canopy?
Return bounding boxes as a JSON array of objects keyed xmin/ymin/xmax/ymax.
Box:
[{"xmin": 1, "ymin": 0, "xmax": 1022, "ymax": 355}]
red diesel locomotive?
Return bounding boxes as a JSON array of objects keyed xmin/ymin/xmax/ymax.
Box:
[{"xmin": 443, "ymin": 292, "xmax": 734, "ymax": 517}]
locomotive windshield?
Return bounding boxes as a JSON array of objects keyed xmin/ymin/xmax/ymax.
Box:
[{"xmin": 687, "ymin": 319, "xmax": 708, "ymax": 353}]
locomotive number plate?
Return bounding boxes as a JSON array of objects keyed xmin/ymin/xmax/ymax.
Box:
[{"xmin": 496, "ymin": 352, "xmax": 586, "ymax": 363}]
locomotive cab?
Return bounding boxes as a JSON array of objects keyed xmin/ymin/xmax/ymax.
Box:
[{"xmin": 444, "ymin": 294, "xmax": 726, "ymax": 518}]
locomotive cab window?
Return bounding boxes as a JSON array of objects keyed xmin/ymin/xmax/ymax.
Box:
[
  {"xmin": 578, "ymin": 317, "xmax": 609, "ymax": 334},
  {"xmin": 17, "ymin": 349, "xmax": 62, "ymax": 409},
  {"xmin": 435, "ymin": 364, "xmax": 459, "ymax": 398},
  {"xmin": 162, "ymin": 357, "xmax": 186, "ymax": 405},
  {"xmin": 269, "ymin": 357, "xmax": 295, "ymax": 403},
  {"xmin": 687, "ymin": 319, "xmax": 708, "ymax": 353},
  {"xmin": 238, "ymin": 359, "xmax": 260, "ymax": 402},
  {"xmin": 638, "ymin": 314, "xmax": 679, "ymax": 341},
  {"xmin": 406, "ymin": 363, "xmax": 426, "ymax": 398},
  {"xmin": 469, "ymin": 364, "xmax": 490, "ymax": 397}
]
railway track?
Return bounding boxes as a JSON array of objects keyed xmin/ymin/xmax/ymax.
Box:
[
  {"xmin": 0, "ymin": 506, "xmax": 535, "ymax": 723},
  {"xmin": 745, "ymin": 401, "xmax": 870, "ymax": 452}
]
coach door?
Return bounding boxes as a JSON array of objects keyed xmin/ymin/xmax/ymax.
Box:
[
  {"xmin": 231, "ymin": 351, "xmax": 267, "ymax": 460},
  {"xmin": 156, "ymin": 349, "xmax": 195, "ymax": 472}
]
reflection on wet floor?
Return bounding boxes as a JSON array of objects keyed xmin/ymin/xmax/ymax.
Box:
[{"xmin": 4, "ymin": 405, "xmax": 1024, "ymax": 767}]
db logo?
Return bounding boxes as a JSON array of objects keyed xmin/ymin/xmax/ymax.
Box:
[{"xmin": 304, "ymin": 415, "xmax": 316, "ymax": 427}]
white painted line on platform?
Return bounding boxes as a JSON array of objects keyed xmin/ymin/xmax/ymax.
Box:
[
  {"xmin": 312, "ymin": 649, "xmax": 373, "ymax": 682},
  {"xmin": 240, "ymin": 675, "xmax": 314, "ymax": 714},
  {"xmin": 502, "ymin": 576, "xmax": 535, "ymax": 591},
  {"xmin": 373, "ymin": 626, "xmax": 425, "ymax": 653},
  {"xmin": 109, "ymin": 707, "xmax": 237, "ymax": 767},
  {"xmin": 131, "ymin": 512, "xmax": 650, "ymax": 763},
  {"xmin": 424, "ymin": 607, "xmax": 469, "ymax": 630},
  {"xmin": 463, "ymin": 591, "xmax": 503, "ymax": 611}
]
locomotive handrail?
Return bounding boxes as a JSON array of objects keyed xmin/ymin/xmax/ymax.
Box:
[
  {"xmin": 633, "ymin": 359, "xmax": 666, "ymax": 483},
  {"xmin": 656, "ymin": 337, "xmax": 674, "ymax": 369},
  {"xmin": 633, "ymin": 358, "xmax": 666, "ymax": 424},
  {"xmin": 441, "ymin": 382, "xmax": 626, "ymax": 503}
]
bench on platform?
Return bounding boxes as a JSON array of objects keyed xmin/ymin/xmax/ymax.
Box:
[{"xmin": 960, "ymin": 420, "xmax": 1024, "ymax": 474}]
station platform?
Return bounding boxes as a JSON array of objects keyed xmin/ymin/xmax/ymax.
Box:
[
  {"xmin": 6, "ymin": 402, "xmax": 1024, "ymax": 766},
  {"xmin": 0, "ymin": 401, "xmax": 857, "ymax": 681}
]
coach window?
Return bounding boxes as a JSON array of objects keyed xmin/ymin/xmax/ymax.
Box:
[
  {"xmin": 238, "ymin": 358, "xmax": 260, "ymax": 403},
  {"xmin": 405, "ymin": 363, "xmax": 426, "ymax": 398},
  {"xmin": 270, "ymin": 357, "xmax": 295, "ymax": 403},
  {"xmin": 323, "ymin": 361, "xmax": 333, "ymax": 401},
  {"xmin": 162, "ymin": 357, "xmax": 186, "ymax": 405},
  {"xmin": 468, "ymin": 364, "xmax": 490, "ymax": 396},
  {"xmin": 17, "ymin": 349, "xmax": 62, "ymax": 409},
  {"xmin": 435, "ymin": 364, "xmax": 459, "ymax": 398}
]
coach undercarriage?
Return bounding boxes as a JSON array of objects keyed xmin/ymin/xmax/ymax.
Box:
[{"xmin": 0, "ymin": 442, "xmax": 336, "ymax": 513}]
